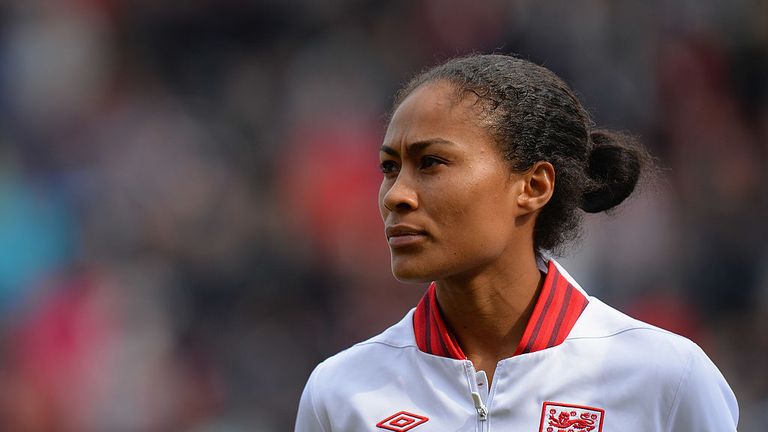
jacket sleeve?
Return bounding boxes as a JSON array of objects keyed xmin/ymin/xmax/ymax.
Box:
[
  {"xmin": 666, "ymin": 344, "xmax": 738, "ymax": 431},
  {"xmin": 295, "ymin": 364, "xmax": 330, "ymax": 432}
]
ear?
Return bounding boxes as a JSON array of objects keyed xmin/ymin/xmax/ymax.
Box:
[{"xmin": 516, "ymin": 161, "xmax": 555, "ymax": 215}]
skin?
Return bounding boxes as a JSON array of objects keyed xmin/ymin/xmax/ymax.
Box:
[{"xmin": 379, "ymin": 80, "xmax": 555, "ymax": 383}]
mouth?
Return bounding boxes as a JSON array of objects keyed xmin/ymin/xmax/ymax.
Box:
[{"xmin": 386, "ymin": 225, "xmax": 428, "ymax": 248}]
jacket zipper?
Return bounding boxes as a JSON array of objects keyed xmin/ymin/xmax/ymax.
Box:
[
  {"xmin": 471, "ymin": 392, "xmax": 488, "ymax": 420},
  {"xmin": 465, "ymin": 361, "xmax": 489, "ymax": 430}
]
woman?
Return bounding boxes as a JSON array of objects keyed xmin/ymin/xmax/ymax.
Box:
[{"xmin": 295, "ymin": 54, "xmax": 738, "ymax": 431}]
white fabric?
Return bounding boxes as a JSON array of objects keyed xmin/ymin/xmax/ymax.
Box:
[{"xmin": 295, "ymin": 266, "xmax": 738, "ymax": 431}]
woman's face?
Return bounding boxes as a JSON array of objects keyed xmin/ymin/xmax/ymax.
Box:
[{"xmin": 379, "ymin": 81, "xmax": 529, "ymax": 282}]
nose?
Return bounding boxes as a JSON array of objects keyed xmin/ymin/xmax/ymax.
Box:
[{"xmin": 381, "ymin": 174, "xmax": 419, "ymax": 213}]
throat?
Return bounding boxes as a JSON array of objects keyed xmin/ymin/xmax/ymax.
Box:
[
  {"xmin": 459, "ymin": 309, "xmax": 533, "ymax": 385},
  {"xmin": 434, "ymin": 269, "xmax": 545, "ymax": 384},
  {"xmin": 469, "ymin": 356, "xmax": 500, "ymax": 386},
  {"xmin": 437, "ymin": 272, "xmax": 543, "ymax": 365}
]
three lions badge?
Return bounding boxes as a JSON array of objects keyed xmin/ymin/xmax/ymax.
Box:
[{"xmin": 539, "ymin": 402, "xmax": 604, "ymax": 432}]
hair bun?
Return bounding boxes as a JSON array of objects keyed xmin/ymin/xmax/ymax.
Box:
[{"xmin": 580, "ymin": 130, "xmax": 644, "ymax": 213}]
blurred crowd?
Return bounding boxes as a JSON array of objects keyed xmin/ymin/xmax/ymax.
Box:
[{"xmin": 0, "ymin": 0, "xmax": 766, "ymax": 430}]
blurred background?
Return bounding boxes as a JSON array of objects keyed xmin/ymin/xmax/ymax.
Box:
[{"xmin": 0, "ymin": 0, "xmax": 766, "ymax": 430}]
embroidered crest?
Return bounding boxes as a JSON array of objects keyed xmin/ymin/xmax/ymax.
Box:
[
  {"xmin": 376, "ymin": 411, "xmax": 429, "ymax": 431},
  {"xmin": 539, "ymin": 402, "xmax": 604, "ymax": 432}
]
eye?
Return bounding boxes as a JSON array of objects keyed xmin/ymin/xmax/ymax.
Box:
[
  {"xmin": 380, "ymin": 160, "xmax": 399, "ymax": 175},
  {"xmin": 419, "ymin": 156, "xmax": 445, "ymax": 170}
]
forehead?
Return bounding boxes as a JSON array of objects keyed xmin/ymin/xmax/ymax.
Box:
[{"xmin": 384, "ymin": 81, "xmax": 492, "ymax": 147}]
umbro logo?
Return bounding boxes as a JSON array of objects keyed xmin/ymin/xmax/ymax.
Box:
[{"xmin": 376, "ymin": 411, "xmax": 429, "ymax": 431}]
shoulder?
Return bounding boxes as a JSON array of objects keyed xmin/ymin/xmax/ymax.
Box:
[
  {"xmin": 567, "ymin": 297, "xmax": 738, "ymax": 429},
  {"xmin": 296, "ymin": 310, "xmax": 422, "ymax": 431},
  {"xmin": 569, "ymin": 297, "xmax": 706, "ymax": 363},
  {"xmin": 551, "ymin": 259, "xmax": 700, "ymax": 367},
  {"xmin": 305, "ymin": 308, "xmax": 419, "ymax": 391},
  {"xmin": 566, "ymin": 297, "xmax": 719, "ymax": 392}
]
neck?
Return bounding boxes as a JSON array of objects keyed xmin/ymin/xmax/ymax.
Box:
[{"xmin": 434, "ymin": 250, "xmax": 543, "ymax": 380}]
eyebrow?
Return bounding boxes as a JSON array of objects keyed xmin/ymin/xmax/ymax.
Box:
[{"xmin": 380, "ymin": 138, "xmax": 456, "ymax": 157}]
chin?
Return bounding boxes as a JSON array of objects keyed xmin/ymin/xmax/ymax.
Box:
[{"xmin": 390, "ymin": 256, "xmax": 437, "ymax": 283}]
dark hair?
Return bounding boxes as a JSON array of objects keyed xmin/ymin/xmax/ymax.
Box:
[{"xmin": 392, "ymin": 54, "xmax": 651, "ymax": 254}]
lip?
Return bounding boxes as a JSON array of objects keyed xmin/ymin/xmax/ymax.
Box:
[{"xmin": 386, "ymin": 224, "xmax": 427, "ymax": 248}]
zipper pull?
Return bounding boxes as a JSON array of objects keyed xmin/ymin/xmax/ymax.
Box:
[{"xmin": 471, "ymin": 392, "xmax": 488, "ymax": 420}]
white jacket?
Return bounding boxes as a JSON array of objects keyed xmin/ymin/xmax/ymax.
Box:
[{"xmin": 295, "ymin": 260, "xmax": 738, "ymax": 431}]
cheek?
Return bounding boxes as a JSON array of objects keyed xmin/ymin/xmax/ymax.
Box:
[
  {"xmin": 435, "ymin": 172, "xmax": 514, "ymax": 241},
  {"xmin": 378, "ymin": 181, "xmax": 389, "ymax": 220}
]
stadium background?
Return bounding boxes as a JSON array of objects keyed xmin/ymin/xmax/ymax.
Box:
[{"xmin": 0, "ymin": 0, "xmax": 766, "ymax": 430}]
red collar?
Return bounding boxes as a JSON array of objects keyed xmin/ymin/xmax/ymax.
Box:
[{"xmin": 412, "ymin": 260, "xmax": 589, "ymax": 359}]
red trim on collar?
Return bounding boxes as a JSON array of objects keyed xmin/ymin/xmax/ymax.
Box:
[
  {"xmin": 413, "ymin": 260, "xmax": 588, "ymax": 359},
  {"xmin": 413, "ymin": 280, "xmax": 466, "ymax": 359},
  {"xmin": 513, "ymin": 261, "xmax": 589, "ymax": 355}
]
